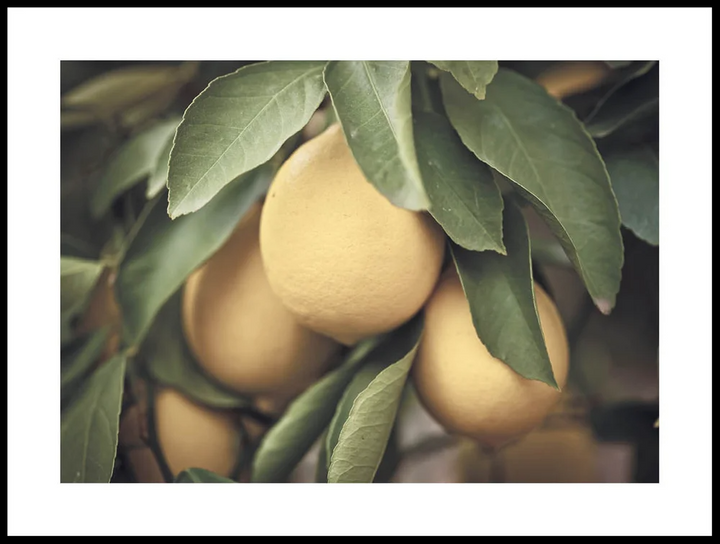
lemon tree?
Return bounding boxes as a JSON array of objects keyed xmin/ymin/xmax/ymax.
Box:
[{"xmin": 60, "ymin": 60, "xmax": 659, "ymax": 484}]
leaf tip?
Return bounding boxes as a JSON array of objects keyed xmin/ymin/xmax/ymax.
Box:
[{"xmin": 593, "ymin": 297, "xmax": 614, "ymax": 315}]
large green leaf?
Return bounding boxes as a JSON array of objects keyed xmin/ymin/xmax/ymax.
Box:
[
  {"xmin": 250, "ymin": 337, "xmax": 382, "ymax": 483},
  {"xmin": 450, "ymin": 198, "xmax": 557, "ymax": 386},
  {"xmin": 61, "ymin": 354, "xmax": 126, "ymax": 483},
  {"xmin": 324, "ymin": 61, "xmax": 429, "ymax": 211},
  {"xmin": 324, "ymin": 361, "xmax": 387, "ymax": 475},
  {"xmin": 60, "ymin": 256, "xmax": 103, "ymax": 323},
  {"xmin": 429, "ymin": 61, "xmax": 498, "ymax": 100},
  {"xmin": 146, "ymin": 137, "xmax": 173, "ymax": 199},
  {"xmin": 117, "ymin": 164, "xmax": 272, "ymax": 347},
  {"xmin": 414, "ymin": 111, "xmax": 505, "ymax": 253},
  {"xmin": 167, "ymin": 61, "xmax": 327, "ymax": 218},
  {"xmin": 585, "ymin": 62, "xmax": 658, "ymax": 138},
  {"xmin": 174, "ymin": 468, "xmax": 235, "ymax": 483},
  {"xmin": 61, "ymin": 62, "xmax": 197, "ymax": 130},
  {"xmin": 604, "ymin": 146, "xmax": 659, "ymax": 246},
  {"xmin": 61, "ymin": 327, "xmax": 110, "ymax": 391},
  {"xmin": 327, "ymin": 318, "xmax": 422, "ymax": 483},
  {"xmin": 140, "ymin": 294, "xmax": 250, "ymax": 409},
  {"xmin": 90, "ymin": 117, "xmax": 180, "ymax": 218},
  {"xmin": 441, "ymin": 68, "xmax": 623, "ymax": 314}
]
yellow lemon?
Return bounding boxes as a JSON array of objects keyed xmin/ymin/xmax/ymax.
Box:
[
  {"xmin": 413, "ymin": 270, "xmax": 570, "ymax": 448},
  {"xmin": 259, "ymin": 124, "xmax": 445, "ymax": 345},
  {"xmin": 182, "ymin": 204, "xmax": 340, "ymax": 396},
  {"xmin": 154, "ymin": 387, "xmax": 240, "ymax": 479}
]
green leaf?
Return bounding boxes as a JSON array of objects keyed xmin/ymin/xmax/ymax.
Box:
[
  {"xmin": 325, "ymin": 361, "xmax": 388, "ymax": 473},
  {"xmin": 90, "ymin": 117, "xmax": 180, "ymax": 218},
  {"xmin": 146, "ymin": 137, "xmax": 173, "ymax": 199},
  {"xmin": 451, "ymin": 198, "xmax": 557, "ymax": 387},
  {"xmin": 585, "ymin": 62, "xmax": 658, "ymax": 138},
  {"xmin": 429, "ymin": 61, "xmax": 498, "ymax": 100},
  {"xmin": 61, "ymin": 354, "xmax": 126, "ymax": 483},
  {"xmin": 174, "ymin": 468, "xmax": 235, "ymax": 483},
  {"xmin": 604, "ymin": 146, "xmax": 659, "ymax": 246},
  {"xmin": 117, "ymin": 163, "xmax": 273, "ymax": 346},
  {"xmin": 324, "ymin": 61, "xmax": 429, "ymax": 211},
  {"xmin": 61, "ymin": 257, "xmax": 103, "ymax": 323},
  {"xmin": 530, "ymin": 237, "xmax": 572, "ymax": 268},
  {"xmin": 140, "ymin": 293, "xmax": 250, "ymax": 409},
  {"xmin": 61, "ymin": 327, "xmax": 110, "ymax": 391},
  {"xmin": 61, "ymin": 62, "xmax": 197, "ymax": 130},
  {"xmin": 441, "ymin": 68, "xmax": 623, "ymax": 314},
  {"xmin": 167, "ymin": 61, "xmax": 327, "ymax": 218},
  {"xmin": 327, "ymin": 318, "xmax": 422, "ymax": 483},
  {"xmin": 414, "ymin": 111, "xmax": 505, "ymax": 253},
  {"xmin": 250, "ymin": 337, "xmax": 383, "ymax": 483}
]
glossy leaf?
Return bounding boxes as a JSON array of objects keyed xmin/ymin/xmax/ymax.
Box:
[
  {"xmin": 441, "ymin": 68, "xmax": 623, "ymax": 314},
  {"xmin": 324, "ymin": 61, "xmax": 429, "ymax": 210},
  {"xmin": 61, "ymin": 256, "xmax": 103, "ymax": 323},
  {"xmin": 415, "ymin": 111, "xmax": 505, "ymax": 253},
  {"xmin": 604, "ymin": 146, "xmax": 659, "ymax": 245},
  {"xmin": 90, "ymin": 117, "xmax": 180, "ymax": 218},
  {"xmin": 140, "ymin": 293, "xmax": 250, "ymax": 409},
  {"xmin": 327, "ymin": 317, "xmax": 423, "ymax": 483},
  {"xmin": 146, "ymin": 137, "xmax": 173, "ymax": 199},
  {"xmin": 61, "ymin": 327, "xmax": 110, "ymax": 391},
  {"xmin": 61, "ymin": 354, "xmax": 126, "ymax": 483},
  {"xmin": 167, "ymin": 61, "xmax": 327, "ymax": 218},
  {"xmin": 429, "ymin": 61, "xmax": 498, "ymax": 99},
  {"xmin": 585, "ymin": 62, "xmax": 658, "ymax": 138},
  {"xmin": 175, "ymin": 468, "xmax": 235, "ymax": 483},
  {"xmin": 250, "ymin": 338, "xmax": 381, "ymax": 483},
  {"xmin": 451, "ymin": 198, "xmax": 557, "ymax": 386},
  {"xmin": 117, "ymin": 164, "xmax": 272, "ymax": 346}
]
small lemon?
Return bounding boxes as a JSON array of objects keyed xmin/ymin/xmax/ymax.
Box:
[{"xmin": 413, "ymin": 270, "xmax": 570, "ymax": 448}]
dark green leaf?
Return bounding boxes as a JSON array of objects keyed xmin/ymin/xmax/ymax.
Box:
[
  {"xmin": 250, "ymin": 338, "xmax": 381, "ymax": 483},
  {"xmin": 585, "ymin": 63, "xmax": 658, "ymax": 138},
  {"xmin": 415, "ymin": 111, "xmax": 505, "ymax": 253},
  {"xmin": 140, "ymin": 293, "xmax": 250, "ymax": 409},
  {"xmin": 604, "ymin": 146, "xmax": 659, "ymax": 246},
  {"xmin": 324, "ymin": 61, "xmax": 429, "ymax": 210},
  {"xmin": 117, "ymin": 164, "xmax": 273, "ymax": 346},
  {"xmin": 61, "ymin": 354, "xmax": 126, "ymax": 483},
  {"xmin": 174, "ymin": 467, "xmax": 235, "ymax": 483},
  {"xmin": 61, "ymin": 257, "xmax": 103, "ymax": 323},
  {"xmin": 327, "ymin": 317, "xmax": 422, "ymax": 483},
  {"xmin": 146, "ymin": 137, "xmax": 173, "ymax": 199},
  {"xmin": 530, "ymin": 237, "xmax": 572, "ymax": 268},
  {"xmin": 451, "ymin": 198, "xmax": 557, "ymax": 387},
  {"xmin": 61, "ymin": 327, "xmax": 110, "ymax": 391},
  {"xmin": 429, "ymin": 61, "xmax": 498, "ymax": 99},
  {"xmin": 90, "ymin": 117, "xmax": 180, "ymax": 218},
  {"xmin": 441, "ymin": 68, "xmax": 623, "ymax": 314},
  {"xmin": 167, "ymin": 61, "xmax": 327, "ymax": 218}
]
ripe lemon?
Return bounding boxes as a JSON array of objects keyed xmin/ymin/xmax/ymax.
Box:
[
  {"xmin": 259, "ymin": 124, "xmax": 446, "ymax": 345},
  {"xmin": 412, "ymin": 270, "xmax": 570, "ymax": 448},
  {"xmin": 154, "ymin": 387, "xmax": 240, "ymax": 479},
  {"xmin": 182, "ymin": 204, "xmax": 340, "ymax": 396}
]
